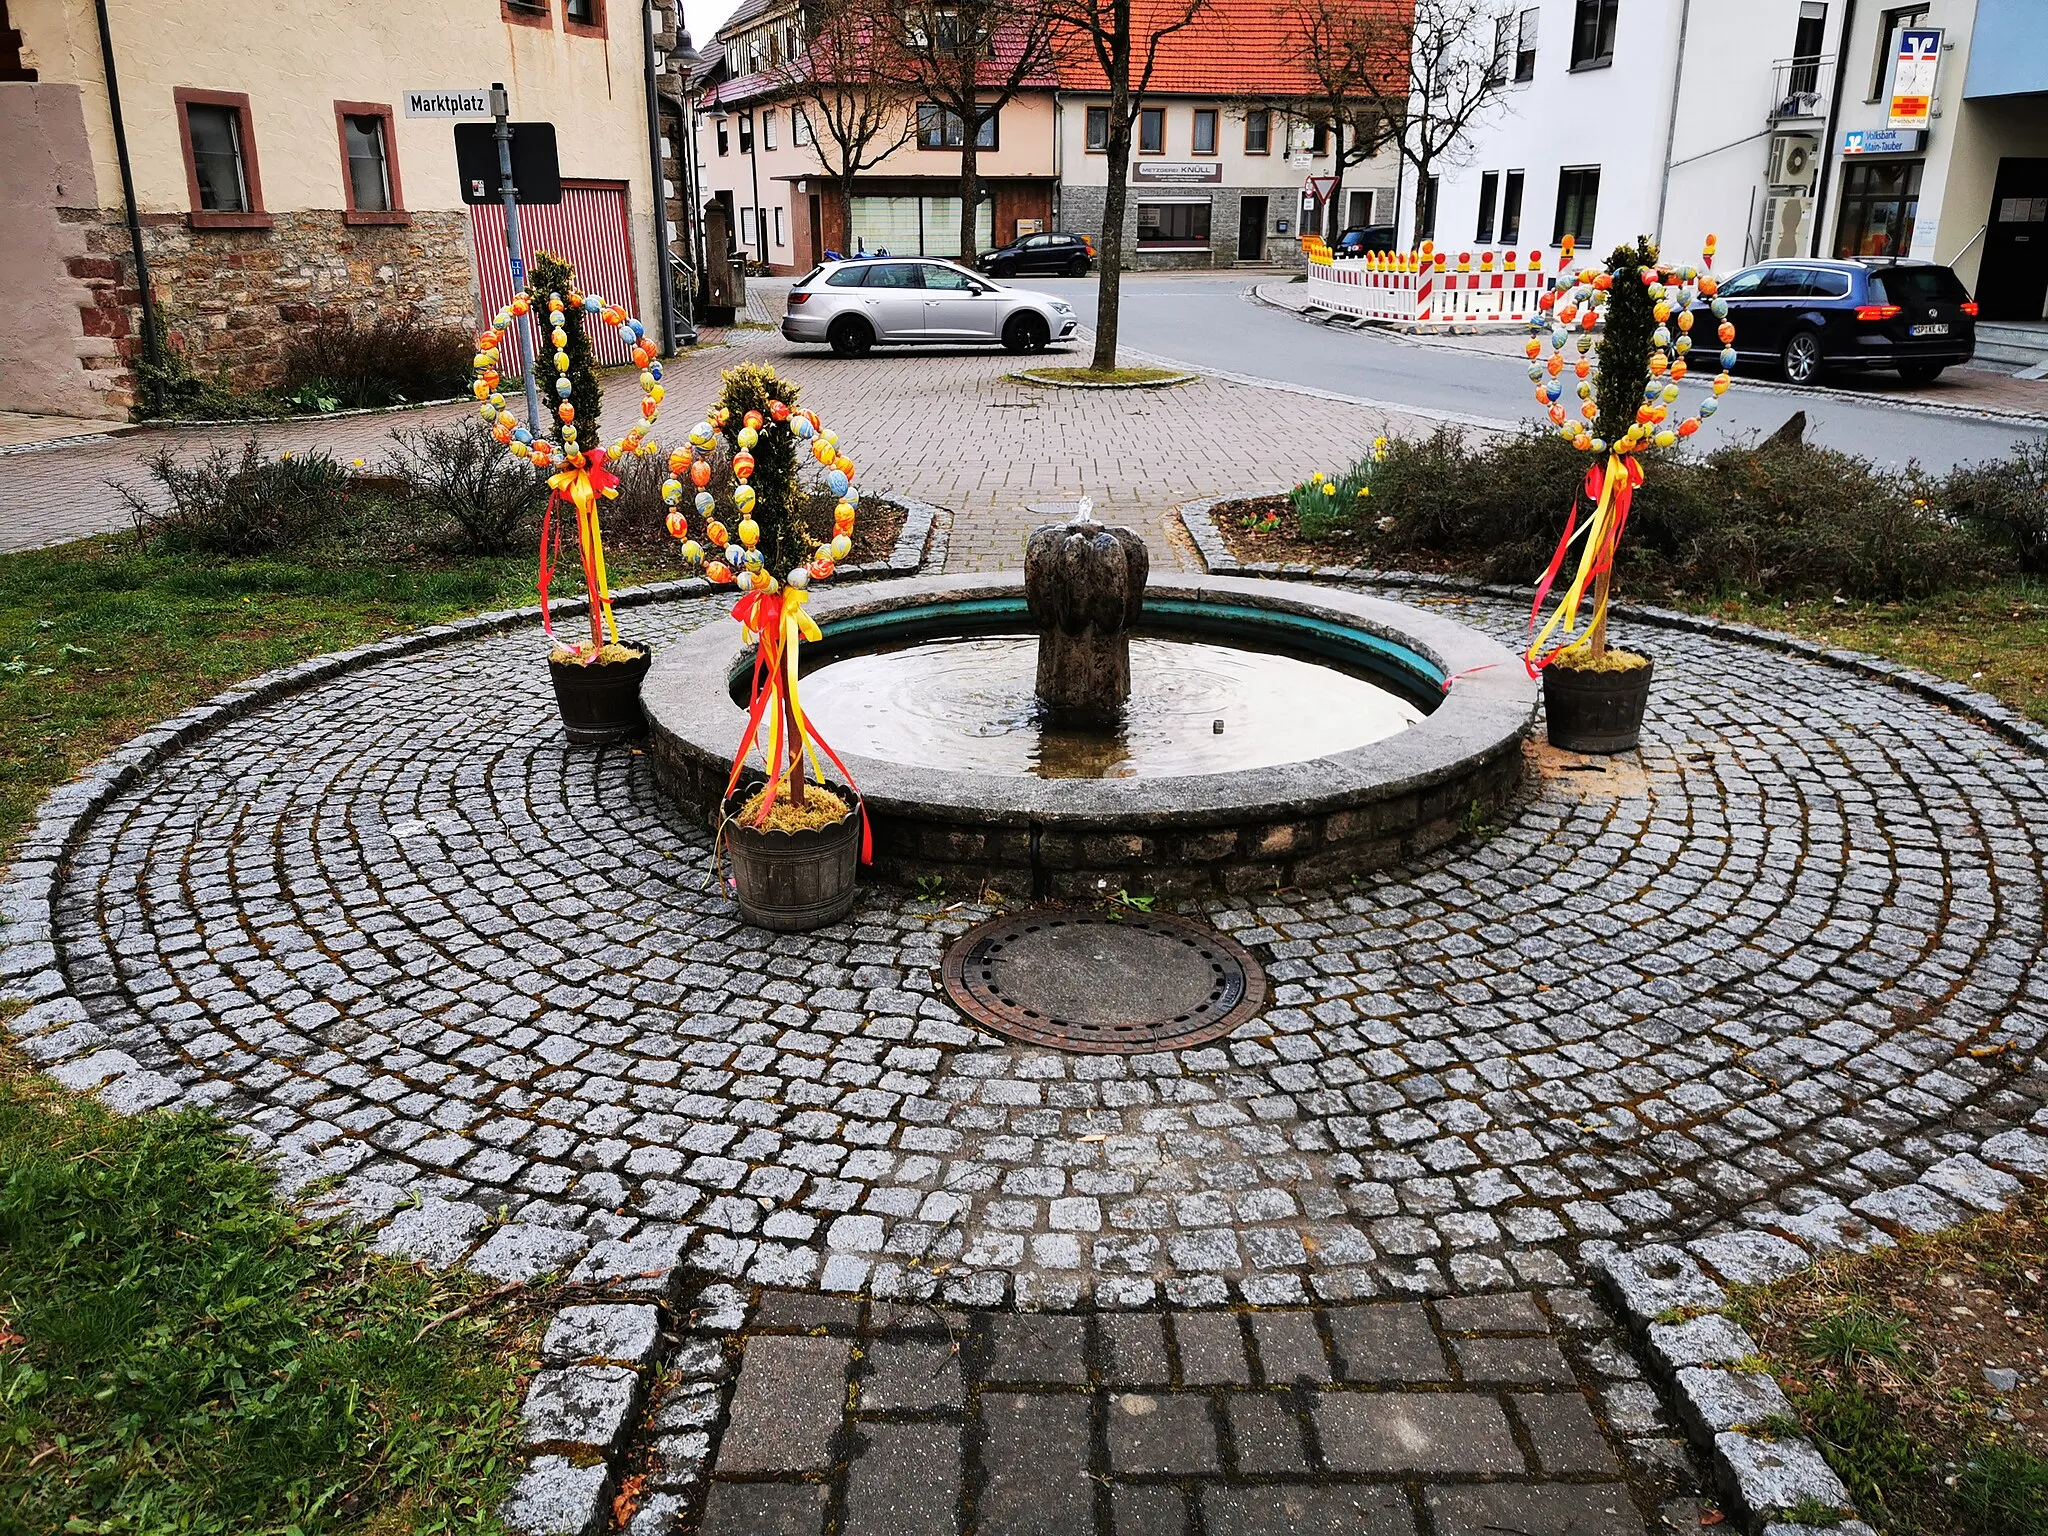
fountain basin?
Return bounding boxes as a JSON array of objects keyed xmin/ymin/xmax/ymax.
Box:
[{"xmin": 645, "ymin": 574, "xmax": 1537, "ymax": 898}]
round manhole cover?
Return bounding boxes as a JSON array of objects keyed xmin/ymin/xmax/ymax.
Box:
[{"xmin": 940, "ymin": 910, "xmax": 1267, "ymax": 1054}]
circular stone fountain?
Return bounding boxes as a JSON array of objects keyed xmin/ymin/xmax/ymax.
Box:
[{"xmin": 645, "ymin": 566, "xmax": 1536, "ymax": 898}]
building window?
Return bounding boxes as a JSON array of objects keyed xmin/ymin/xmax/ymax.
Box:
[
  {"xmin": 774, "ymin": 205, "xmax": 786, "ymax": 246},
  {"xmin": 175, "ymin": 89, "xmax": 269, "ymax": 229},
  {"xmin": 562, "ymin": 0, "xmax": 604, "ymax": 37},
  {"xmin": 1420, "ymin": 174, "xmax": 1439, "ymax": 240},
  {"xmin": 1138, "ymin": 106, "xmax": 1164, "ymax": 155},
  {"xmin": 1833, "ymin": 157, "xmax": 1922, "ymax": 257},
  {"xmin": 1192, "ymin": 108, "xmax": 1217, "ymax": 155},
  {"xmin": 716, "ymin": 119, "xmax": 730, "ymax": 155},
  {"xmin": 1516, "ymin": 8, "xmax": 1539, "ymax": 80},
  {"xmin": 501, "ymin": 0, "xmax": 552, "ymax": 29},
  {"xmin": 1868, "ymin": 5, "xmax": 1930, "ymax": 100},
  {"xmin": 1310, "ymin": 119, "xmax": 1329, "ymax": 155},
  {"xmin": 1136, "ymin": 200, "xmax": 1210, "ymax": 246},
  {"xmin": 1501, "ymin": 169, "xmax": 1525, "ymax": 242},
  {"xmin": 335, "ymin": 102, "xmax": 407, "ymax": 225},
  {"xmin": 1347, "ymin": 188, "xmax": 1374, "ymax": 228},
  {"xmin": 739, "ymin": 114, "xmax": 753, "ymax": 153},
  {"xmin": 1553, "ymin": 165, "xmax": 1600, "ymax": 243},
  {"xmin": 1245, "ymin": 108, "xmax": 1270, "ymax": 154},
  {"xmin": 763, "ymin": 109, "xmax": 778, "ymax": 150},
  {"xmin": 1790, "ymin": 3, "xmax": 1826, "ymax": 95},
  {"xmin": 1476, "ymin": 171, "xmax": 1499, "ymax": 243},
  {"xmin": 917, "ymin": 102, "xmax": 997, "ymax": 150},
  {"xmin": 1085, "ymin": 105, "xmax": 1108, "ymax": 151},
  {"xmin": 1570, "ymin": 0, "xmax": 1619, "ymax": 70},
  {"xmin": 793, "ymin": 108, "xmax": 812, "ymax": 146}
]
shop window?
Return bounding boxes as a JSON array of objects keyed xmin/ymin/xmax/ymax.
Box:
[
  {"xmin": 1552, "ymin": 165, "xmax": 1599, "ymax": 243},
  {"xmin": 175, "ymin": 89, "xmax": 270, "ymax": 229},
  {"xmin": 1833, "ymin": 157, "xmax": 1921, "ymax": 257},
  {"xmin": 335, "ymin": 102, "xmax": 407, "ymax": 225},
  {"xmin": 1137, "ymin": 200, "xmax": 1211, "ymax": 246}
]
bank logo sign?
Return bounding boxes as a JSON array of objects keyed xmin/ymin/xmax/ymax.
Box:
[
  {"xmin": 406, "ymin": 89, "xmax": 493, "ymax": 120},
  {"xmin": 1888, "ymin": 29, "xmax": 1941, "ymax": 130}
]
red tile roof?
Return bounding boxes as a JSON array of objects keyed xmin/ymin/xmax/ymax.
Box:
[{"xmin": 1055, "ymin": 0, "xmax": 1411, "ymax": 96}]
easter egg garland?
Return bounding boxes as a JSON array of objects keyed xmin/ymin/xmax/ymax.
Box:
[
  {"xmin": 468, "ymin": 259, "xmax": 667, "ymax": 660},
  {"xmin": 1523, "ymin": 232, "xmax": 1734, "ymax": 676}
]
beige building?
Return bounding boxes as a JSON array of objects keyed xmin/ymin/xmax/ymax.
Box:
[{"xmin": 2, "ymin": 0, "xmax": 666, "ymax": 419}]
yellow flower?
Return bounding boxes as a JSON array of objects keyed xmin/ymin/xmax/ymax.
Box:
[{"xmin": 1356, "ymin": 486, "xmax": 1370, "ymax": 498}]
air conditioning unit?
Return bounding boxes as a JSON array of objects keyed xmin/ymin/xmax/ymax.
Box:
[
  {"xmin": 1761, "ymin": 194, "xmax": 1813, "ymax": 258},
  {"xmin": 1767, "ymin": 132, "xmax": 1821, "ymax": 190}
]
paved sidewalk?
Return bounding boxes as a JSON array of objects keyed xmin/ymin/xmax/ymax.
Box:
[
  {"xmin": 0, "ymin": 325, "xmax": 1445, "ymax": 567},
  {"xmin": 1254, "ymin": 280, "xmax": 2048, "ymax": 421},
  {"xmin": 641, "ymin": 1286, "xmax": 1692, "ymax": 1536},
  {"xmin": 0, "ymin": 410, "xmax": 134, "ymax": 454}
]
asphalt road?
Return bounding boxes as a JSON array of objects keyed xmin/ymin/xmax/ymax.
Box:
[{"xmin": 1024, "ymin": 273, "xmax": 2048, "ymax": 475}]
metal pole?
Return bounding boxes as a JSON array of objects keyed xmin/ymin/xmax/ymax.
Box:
[
  {"xmin": 93, "ymin": 0, "xmax": 161, "ymax": 372},
  {"xmin": 493, "ymin": 82, "xmax": 544, "ymax": 437}
]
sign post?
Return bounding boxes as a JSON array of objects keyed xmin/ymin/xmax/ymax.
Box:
[{"xmin": 490, "ymin": 83, "xmax": 544, "ymax": 440}]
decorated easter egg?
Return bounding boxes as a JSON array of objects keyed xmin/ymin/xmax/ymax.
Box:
[
  {"xmin": 1719, "ymin": 347, "xmax": 1737, "ymax": 370},
  {"xmin": 665, "ymin": 509, "xmax": 687, "ymax": 538},
  {"xmin": 681, "ymin": 538, "xmax": 704, "ymax": 563},
  {"xmin": 830, "ymin": 534, "xmax": 851, "ymax": 560},
  {"xmin": 734, "ymin": 451, "xmax": 755, "ymax": 479},
  {"xmin": 737, "ymin": 426, "xmax": 759, "ymax": 450},
  {"xmin": 661, "ymin": 479, "xmax": 683, "ymax": 502},
  {"xmin": 705, "ymin": 561, "xmax": 733, "ymax": 584},
  {"xmin": 808, "ymin": 557, "xmax": 836, "ymax": 581},
  {"xmin": 695, "ymin": 491, "xmax": 715, "ymax": 515},
  {"xmin": 769, "ymin": 400, "xmax": 790, "ymax": 422},
  {"xmin": 786, "ymin": 567, "xmax": 811, "ymax": 590},
  {"xmin": 738, "ymin": 518, "xmax": 761, "ymax": 547},
  {"xmin": 690, "ymin": 421, "xmax": 715, "ymax": 448},
  {"xmin": 733, "ymin": 483, "xmax": 757, "ymax": 515},
  {"xmin": 825, "ymin": 468, "xmax": 849, "ymax": 496},
  {"xmin": 705, "ymin": 520, "xmax": 729, "ymax": 547},
  {"xmin": 744, "ymin": 410, "xmax": 764, "ymax": 430},
  {"xmin": 792, "ymin": 415, "xmax": 814, "ymax": 439},
  {"xmin": 691, "ymin": 460, "xmax": 713, "ymax": 488}
]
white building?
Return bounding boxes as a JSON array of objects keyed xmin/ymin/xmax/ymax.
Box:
[{"xmin": 1410, "ymin": 0, "xmax": 1849, "ymax": 268}]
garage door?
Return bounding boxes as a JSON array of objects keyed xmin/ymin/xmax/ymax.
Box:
[
  {"xmin": 471, "ymin": 181, "xmax": 639, "ymax": 370},
  {"xmin": 850, "ymin": 194, "xmax": 994, "ymax": 258}
]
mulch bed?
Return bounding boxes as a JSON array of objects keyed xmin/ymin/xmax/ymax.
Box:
[{"xmin": 1210, "ymin": 495, "xmax": 1461, "ymax": 575}]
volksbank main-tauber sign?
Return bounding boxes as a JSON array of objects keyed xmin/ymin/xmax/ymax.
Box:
[
  {"xmin": 1888, "ymin": 29, "xmax": 1942, "ymax": 130},
  {"xmin": 1844, "ymin": 128, "xmax": 1927, "ymax": 155}
]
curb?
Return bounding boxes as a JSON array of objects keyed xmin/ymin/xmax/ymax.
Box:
[
  {"xmin": 1177, "ymin": 498, "xmax": 2048, "ymax": 761},
  {"xmin": 1586, "ymin": 1128, "xmax": 2048, "ymax": 1534},
  {"xmin": 0, "ymin": 426, "xmax": 142, "ymax": 458},
  {"xmin": 137, "ymin": 394, "xmax": 471, "ymax": 430},
  {"xmin": 0, "ymin": 492, "xmax": 941, "ymax": 1536}
]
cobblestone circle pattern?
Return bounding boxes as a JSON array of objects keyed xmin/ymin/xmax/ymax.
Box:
[{"xmin": 50, "ymin": 587, "xmax": 2048, "ymax": 1307}]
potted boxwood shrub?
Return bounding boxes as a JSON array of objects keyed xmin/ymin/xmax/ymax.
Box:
[
  {"xmin": 661, "ymin": 363, "xmax": 871, "ymax": 932},
  {"xmin": 1525, "ymin": 233, "xmax": 1735, "ymax": 753},
  {"xmin": 470, "ymin": 251, "xmax": 669, "ymax": 743}
]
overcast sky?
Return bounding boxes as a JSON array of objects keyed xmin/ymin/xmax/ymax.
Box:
[{"xmin": 682, "ymin": 0, "xmax": 743, "ymax": 45}]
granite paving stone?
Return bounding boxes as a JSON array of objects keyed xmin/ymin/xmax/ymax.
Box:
[
  {"xmin": 1327, "ymin": 1303, "xmax": 1452, "ymax": 1383},
  {"xmin": 1425, "ymin": 1483, "xmax": 1644, "ymax": 1536},
  {"xmin": 976, "ymin": 1393, "xmax": 1095, "ymax": 1536},
  {"xmin": 843, "ymin": 1422, "xmax": 961, "ymax": 1536},
  {"xmin": 1200, "ymin": 1485, "xmax": 1418, "ymax": 1536},
  {"xmin": 859, "ymin": 1340, "xmax": 965, "ymax": 1411},
  {"xmin": 1108, "ymin": 1391, "xmax": 1220, "ymax": 1475},
  {"xmin": 696, "ymin": 1483, "xmax": 828, "ymax": 1536},
  {"xmin": 1513, "ymin": 1391, "xmax": 1624, "ymax": 1475},
  {"xmin": 713, "ymin": 1336, "xmax": 852, "ymax": 1474},
  {"xmin": 1314, "ymin": 1392, "xmax": 1525, "ymax": 1474}
]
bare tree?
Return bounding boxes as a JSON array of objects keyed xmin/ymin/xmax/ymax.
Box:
[
  {"xmin": 886, "ymin": 2, "xmax": 1062, "ymax": 259},
  {"xmin": 775, "ymin": 0, "xmax": 920, "ymax": 253},
  {"xmin": 1048, "ymin": 0, "xmax": 1212, "ymax": 371},
  {"xmin": 1347, "ymin": 0, "xmax": 1512, "ymax": 240},
  {"xmin": 1275, "ymin": 0, "xmax": 1403, "ymax": 240}
]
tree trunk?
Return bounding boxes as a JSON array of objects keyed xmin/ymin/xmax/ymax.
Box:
[
  {"xmin": 1325, "ymin": 114, "xmax": 1346, "ymax": 241},
  {"xmin": 840, "ymin": 174, "xmax": 856, "ymax": 260},
  {"xmin": 959, "ymin": 127, "xmax": 981, "ymax": 258},
  {"xmin": 1411, "ymin": 152, "xmax": 1432, "ymax": 245},
  {"xmin": 1091, "ymin": 43, "xmax": 1133, "ymax": 371}
]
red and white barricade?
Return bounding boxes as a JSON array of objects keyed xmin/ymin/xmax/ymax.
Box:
[{"xmin": 1301, "ymin": 240, "xmax": 1557, "ymax": 327}]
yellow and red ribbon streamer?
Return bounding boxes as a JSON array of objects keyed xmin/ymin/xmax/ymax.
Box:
[
  {"xmin": 1525, "ymin": 452, "xmax": 1643, "ymax": 676},
  {"xmin": 538, "ymin": 448, "xmax": 623, "ymax": 644}
]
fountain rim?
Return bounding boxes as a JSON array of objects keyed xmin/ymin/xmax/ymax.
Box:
[{"xmin": 643, "ymin": 573, "xmax": 1537, "ymax": 827}]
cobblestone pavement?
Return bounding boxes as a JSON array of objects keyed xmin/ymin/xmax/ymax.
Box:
[
  {"xmin": 629, "ymin": 1283, "xmax": 1691, "ymax": 1536},
  {"xmin": 1, "ymin": 303, "xmax": 1437, "ymax": 562},
  {"xmin": 38, "ymin": 586, "xmax": 2048, "ymax": 1317}
]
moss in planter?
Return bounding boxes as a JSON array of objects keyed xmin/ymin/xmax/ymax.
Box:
[
  {"xmin": 1551, "ymin": 643, "xmax": 1649, "ymax": 672},
  {"xmin": 737, "ymin": 780, "xmax": 849, "ymax": 831}
]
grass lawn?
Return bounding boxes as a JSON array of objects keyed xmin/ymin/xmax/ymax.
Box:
[
  {"xmin": 0, "ymin": 536, "xmax": 671, "ymax": 863},
  {"xmin": 1725, "ymin": 1187, "xmax": 2048, "ymax": 1536},
  {"xmin": 0, "ymin": 1042, "xmax": 543, "ymax": 1535}
]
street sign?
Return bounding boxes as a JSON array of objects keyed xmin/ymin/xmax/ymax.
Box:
[
  {"xmin": 454, "ymin": 121, "xmax": 562, "ymax": 205},
  {"xmin": 1888, "ymin": 28, "xmax": 1941, "ymax": 129},
  {"xmin": 1304, "ymin": 175, "xmax": 1337, "ymax": 205},
  {"xmin": 405, "ymin": 88, "xmax": 492, "ymax": 119}
]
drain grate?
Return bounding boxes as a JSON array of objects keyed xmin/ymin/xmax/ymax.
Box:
[{"xmin": 940, "ymin": 910, "xmax": 1267, "ymax": 1054}]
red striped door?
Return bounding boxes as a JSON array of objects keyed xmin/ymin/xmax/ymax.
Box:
[{"xmin": 470, "ymin": 181, "xmax": 639, "ymax": 369}]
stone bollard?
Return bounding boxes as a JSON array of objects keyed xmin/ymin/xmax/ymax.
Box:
[{"xmin": 1023, "ymin": 502, "xmax": 1150, "ymax": 727}]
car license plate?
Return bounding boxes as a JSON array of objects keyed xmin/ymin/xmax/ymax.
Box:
[{"xmin": 1910, "ymin": 323, "xmax": 1949, "ymax": 336}]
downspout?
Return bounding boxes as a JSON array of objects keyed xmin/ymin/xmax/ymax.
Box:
[
  {"xmin": 1653, "ymin": 0, "xmax": 1692, "ymax": 247},
  {"xmin": 641, "ymin": 0, "xmax": 680, "ymax": 353},
  {"xmin": 93, "ymin": 0, "xmax": 160, "ymax": 375},
  {"xmin": 1809, "ymin": 0, "xmax": 1857, "ymax": 257}
]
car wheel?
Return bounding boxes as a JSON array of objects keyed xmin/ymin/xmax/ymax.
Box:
[
  {"xmin": 1066, "ymin": 255, "xmax": 1088, "ymax": 277},
  {"xmin": 1898, "ymin": 360, "xmax": 1945, "ymax": 385},
  {"xmin": 1003, "ymin": 312, "xmax": 1051, "ymax": 353},
  {"xmin": 1781, "ymin": 329, "xmax": 1824, "ymax": 385},
  {"xmin": 828, "ymin": 315, "xmax": 874, "ymax": 358}
]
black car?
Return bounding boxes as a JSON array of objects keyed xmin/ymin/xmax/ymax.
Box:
[
  {"xmin": 1705, "ymin": 258, "xmax": 1976, "ymax": 385},
  {"xmin": 974, "ymin": 231, "xmax": 1095, "ymax": 278},
  {"xmin": 1334, "ymin": 224, "xmax": 1398, "ymax": 256}
]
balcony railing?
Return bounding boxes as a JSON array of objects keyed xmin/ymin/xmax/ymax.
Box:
[{"xmin": 1768, "ymin": 55, "xmax": 1835, "ymax": 121}]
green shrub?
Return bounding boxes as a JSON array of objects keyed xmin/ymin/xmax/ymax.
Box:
[
  {"xmin": 118, "ymin": 439, "xmax": 354, "ymax": 557},
  {"xmin": 280, "ymin": 313, "xmax": 471, "ymax": 411},
  {"xmin": 1941, "ymin": 439, "xmax": 2048, "ymax": 575},
  {"xmin": 1288, "ymin": 444, "xmax": 1383, "ymax": 539},
  {"xmin": 133, "ymin": 348, "xmax": 263, "ymax": 421},
  {"xmin": 716, "ymin": 362, "xmax": 806, "ymax": 576},
  {"xmin": 526, "ymin": 251, "xmax": 602, "ymax": 452},
  {"xmin": 383, "ymin": 423, "xmax": 546, "ymax": 555}
]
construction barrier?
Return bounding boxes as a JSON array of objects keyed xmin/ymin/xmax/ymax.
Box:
[{"xmin": 1299, "ymin": 238, "xmax": 1557, "ymax": 327}]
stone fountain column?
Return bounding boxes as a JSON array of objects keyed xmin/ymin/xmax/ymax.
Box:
[{"xmin": 1023, "ymin": 503, "xmax": 1150, "ymax": 726}]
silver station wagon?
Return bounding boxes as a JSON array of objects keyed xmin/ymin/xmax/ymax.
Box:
[{"xmin": 780, "ymin": 257, "xmax": 1078, "ymax": 357}]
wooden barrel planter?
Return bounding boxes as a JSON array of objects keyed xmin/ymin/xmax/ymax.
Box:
[
  {"xmin": 721, "ymin": 786, "xmax": 862, "ymax": 932},
  {"xmin": 548, "ymin": 645, "xmax": 653, "ymax": 745},
  {"xmin": 1543, "ymin": 654, "xmax": 1654, "ymax": 754}
]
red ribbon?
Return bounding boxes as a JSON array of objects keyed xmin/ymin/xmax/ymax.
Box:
[
  {"xmin": 536, "ymin": 447, "xmax": 622, "ymax": 638},
  {"xmin": 1525, "ymin": 455, "xmax": 1645, "ymax": 676}
]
